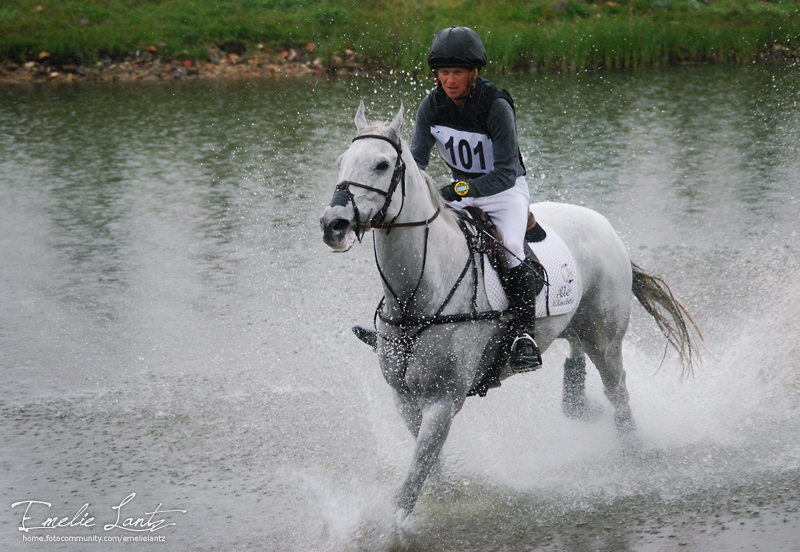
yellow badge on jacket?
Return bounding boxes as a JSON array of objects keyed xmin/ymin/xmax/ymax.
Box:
[{"xmin": 454, "ymin": 181, "xmax": 469, "ymax": 196}]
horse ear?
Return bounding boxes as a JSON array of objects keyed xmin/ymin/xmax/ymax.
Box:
[
  {"xmin": 388, "ymin": 102, "xmax": 404, "ymax": 138},
  {"xmin": 355, "ymin": 101, "xmax": 368, "ymax": 132}
]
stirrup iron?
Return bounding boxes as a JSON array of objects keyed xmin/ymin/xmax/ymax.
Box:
[{"xmin": 510, "ymin": 333, "xmax": 542, "ymax": 372}]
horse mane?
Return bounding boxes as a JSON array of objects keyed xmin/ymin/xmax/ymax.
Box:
[{"xmin": 415, "ymin": 165, "xmax": 459, "ymax": 231}]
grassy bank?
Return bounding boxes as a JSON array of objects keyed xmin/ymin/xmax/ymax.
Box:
[{"xmin": 2, "ymin": 0, "xmax": 800, "ymax": 72}]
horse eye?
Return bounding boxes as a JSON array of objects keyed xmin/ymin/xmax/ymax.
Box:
[{"xmin": 375, "ymin": 161, "xmax": 390, "ymax": 172}]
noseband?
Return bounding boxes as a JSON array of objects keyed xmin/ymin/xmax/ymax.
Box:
[{"xmin": 333, "ymin": 134, "xmax": 439, "ymax": 242}]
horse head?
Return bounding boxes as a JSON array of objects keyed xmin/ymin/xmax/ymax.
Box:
[{"xmin": 320, "ymin": 101, "xmax": 405, "ymax": 251}]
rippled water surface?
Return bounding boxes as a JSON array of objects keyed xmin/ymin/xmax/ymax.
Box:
[{"xmin": 1, "ymin": 65, "xmax": 799, "ymax": 551}]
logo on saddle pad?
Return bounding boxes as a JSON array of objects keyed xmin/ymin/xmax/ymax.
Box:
[{"xmin": 561, "ymin": 264, "xmax": 575, "ymax": 284}]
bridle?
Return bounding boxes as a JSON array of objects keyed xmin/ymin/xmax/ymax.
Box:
[
  {"xmin": 330, "ymin": 132, "xmax": 505, "ymax": 347},
  {"xmin": 332, "ymin": 134, "xmax": 439, "ymax": 242}
]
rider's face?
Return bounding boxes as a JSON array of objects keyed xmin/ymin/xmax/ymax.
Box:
[{"xmin": 437, "ymin": 67, "xmax": 474, "ymax": 103}]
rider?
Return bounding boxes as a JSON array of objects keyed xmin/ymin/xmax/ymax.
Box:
[
  {"xmin": 354, "ymin": 26, "xmax": 541, "ymax": 371},
  {"xmin": 416, "ymin": 26, "xmax": 541, "ymax": 371}
]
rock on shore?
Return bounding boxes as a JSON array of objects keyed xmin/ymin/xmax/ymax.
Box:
[{"xmin": 0, "ymin": 46, "xmax": 369, "ymax": 85}]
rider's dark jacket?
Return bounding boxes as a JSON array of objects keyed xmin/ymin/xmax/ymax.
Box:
[{"xmin": 410, "ymin": 77, "xmax": 526, "ymax": 198}]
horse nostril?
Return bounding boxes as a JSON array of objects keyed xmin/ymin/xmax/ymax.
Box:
[{"xmin": 331, "ymin": 219, "xmax": 351, "ymax": 233}]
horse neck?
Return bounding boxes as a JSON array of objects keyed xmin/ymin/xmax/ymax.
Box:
[{"xmin": 373, "ymin": 153, "xmax": 469, "ymax": 315}]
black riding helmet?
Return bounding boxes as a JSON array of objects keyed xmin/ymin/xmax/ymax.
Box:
[{"xmin": 427, "ymin": 26, "xmax": 487, "ymax": 70}]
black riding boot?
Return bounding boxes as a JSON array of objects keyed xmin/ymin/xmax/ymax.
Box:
[
  {"xmin": 504, "ymin": 263, "xmax": 543, "ymax": 372},
  {"xmin": 353, "ymin": 325, "xmax": 378, "ymax": 350}
]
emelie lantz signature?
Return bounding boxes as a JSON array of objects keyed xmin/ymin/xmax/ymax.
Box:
[{"xmin": 11, "ymin": 493, "xmax": 186, "ymax": 533}]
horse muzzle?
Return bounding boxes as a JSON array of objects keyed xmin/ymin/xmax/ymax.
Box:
[{"xmin": 320, "ymin": 204, "xmax": 357, "ymax": 252}]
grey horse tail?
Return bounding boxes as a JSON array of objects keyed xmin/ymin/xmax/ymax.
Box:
[{"xmin": 631, "ymin": 261, "xmax": 706, "ymax": 379}]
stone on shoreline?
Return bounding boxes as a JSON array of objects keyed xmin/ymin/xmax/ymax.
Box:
[{"xmin": 0, "ymin": 53, "xmax": 359, "ymax": 85}]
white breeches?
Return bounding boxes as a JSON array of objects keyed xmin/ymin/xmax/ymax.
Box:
[{"xmin": 447, "ymin": 176, "xmax": 531, "ymax": 268}]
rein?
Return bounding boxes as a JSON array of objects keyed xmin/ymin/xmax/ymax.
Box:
[{"xmin": 375, "ymin": 214, "xmax": 507, "ymax": 344}]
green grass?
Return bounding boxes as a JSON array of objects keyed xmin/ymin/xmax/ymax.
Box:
[{"xmin": 2, "ymin": 0, "xmax": 799, "ymax": 71}]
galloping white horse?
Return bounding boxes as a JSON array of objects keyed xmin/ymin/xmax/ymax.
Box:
[{"xmin": 320, "ymin": 103, "xmax": 702, "ymax": 516}]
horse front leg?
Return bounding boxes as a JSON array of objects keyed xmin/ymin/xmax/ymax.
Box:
[
  {"xmin": 393, "ymin": 388, "xmax": 421, "ymax": 437},
  {"xmin": 393, "ymin": 397, "xmax": 456, "ymax": 516}
]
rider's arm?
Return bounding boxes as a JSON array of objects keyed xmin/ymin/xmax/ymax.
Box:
[{"xmin": 410, "ymin": 96, "xmax": 436, "ymax": 171}]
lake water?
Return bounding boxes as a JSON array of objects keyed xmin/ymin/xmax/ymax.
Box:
[{"xmin": 1, "ymin": 65, "xmax": 799, "ymax": 551}]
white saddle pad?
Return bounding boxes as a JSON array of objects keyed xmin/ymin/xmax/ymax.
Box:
[{"xmin": 484, "ymin": 222, "xmax": 579, "ymax": 318}]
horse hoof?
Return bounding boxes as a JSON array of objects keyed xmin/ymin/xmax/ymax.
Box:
[
  {"xmin": 614, "ymin": 411, "xmax": 636, "ymax": 434},
  {"xmin": 619, "ymin": 430, "xmax": 642, "ymax": 455},
  {"xmin": 562, "ymin": 397, "xmax": 603, "ymax": 421},
  {"xmin": 392, "ymin": 493, "xmax": 416, "ymax": 519}
]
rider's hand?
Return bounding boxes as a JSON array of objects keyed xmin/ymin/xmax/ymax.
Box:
[{"xmin": 438, "ymin": 183, "xmax": 459, "ymax": 202}]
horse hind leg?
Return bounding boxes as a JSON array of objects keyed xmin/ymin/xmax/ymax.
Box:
[
  {"xmin": 562, "ymin": 330, "xmax": 602, "ymax": 421},
  {"xmin": 584, "ymin": 336, "xmax": 636, "ymax": 434}
]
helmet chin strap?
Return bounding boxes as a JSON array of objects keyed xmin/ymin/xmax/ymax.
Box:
[{"xmin": 453, "ymin": 90, "xmax": 471, "ymax": 105}]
